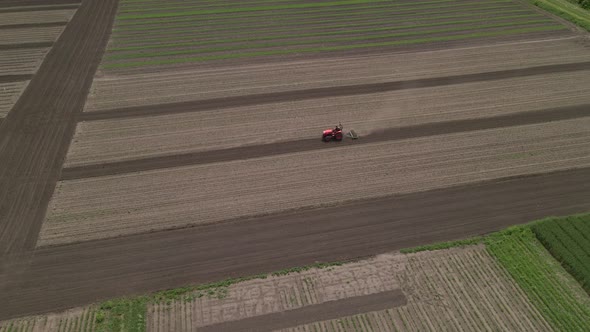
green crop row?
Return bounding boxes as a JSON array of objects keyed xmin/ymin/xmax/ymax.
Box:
[
  {"xmin": 114, "ymin": 7, "xmax": 529, "ymax": 44},
  {"xmin": 532, "ymin": 214, "xmax": 590, "ymax": 294},
  {"xmin": 486, "ymin": 226, "xmax": 590, "ymax": 332},
  {"xmin": 110, "ymin": 14, "xmax": 543, "ymax": 52},
  {"xmin": 118, "ymin": 0, "xmax": 343, "ymax": 14},
  {"xmin": 115, "ymin": 0, "xmax": 467, "ymax": 28},
  {"xmin": 117, "ymin": 0, "xmax": 391, "ymax": 20},
  {"xmin": 103, "ymin": 25, "xmax": 565, "ymax": 69}
]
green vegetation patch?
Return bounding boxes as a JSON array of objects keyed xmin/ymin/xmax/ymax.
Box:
[
  {"xmin": 117, "ymin": 0, "xmax": 391, "ymax": 20},
  {"xmin": 95, "ymin": 297, "xmax": 148, "ymax": 332},
  {"xmin": 486, "ymin": 225, "xmax": 590, "ymax": 331},
  {"xmin": 104, "ymin": 25, "xmax": 566, "ymax": 68},
  {"xmin": 529, "ymin": 0, "xmax": 590, "ymax": 30},
  {"xmin": 400, "ymin": 236, "xmax": 483, "ymax": 253},
  {"xmin": 532, "ymin": 214, "xmax": 590, "ymax": 293}
]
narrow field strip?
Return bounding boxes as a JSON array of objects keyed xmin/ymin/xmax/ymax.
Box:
[
  {"xmin": 0, "ymin": 307, "xmax": 96, "ymax": 332},
  {"xmin": 118, "ymin": 0, "xmax": 318, "ymax": 14},
  {"xmin": 0, "ymin": 8, "xmax": 76, "ymax": 26},
  {"xmin": 90, "ymin": 61, "xmax": 590, "ymax": 120},
  {"xmin": 0, "ymin": 47, "xmax": 49, "ymax": 75},
  {"xmin": 103, "ymin": 25, "xmax": 567, "ymax": 68},
  {"xmin": 115, "ymin": 0, "xmax": 512, "ymax": 29},
  {"xmin": 110, "ymin": 14, "xmax": 544, "ymax": 52},
  {"xmin": 113, "ymin": 5, "xmax": 528, "ymax": 42},
  {"xmin": 63, "ymin": 103, "xmax": 590, "ymax": 179},
  {"xmin": 0, "ymin": 25, "xmax": 65, "ymax": 44}
]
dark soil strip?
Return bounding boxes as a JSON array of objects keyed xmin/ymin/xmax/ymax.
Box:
[
  {"xmin": 1, "ymin": 167, "xmax": 589, "ymax": 320},
  {"xmin": 0, "ymin": 22, "xmax": 67, "ymax": 30},
  {"xmin": 0, "ymin": 1, "xmax": 79, "ymax": 9},
  {"xmin": 82, "ymin": 61, "xmax": 590, "ymax": 122},
  {"xmin": 0, "ymin": 74, "xmax": 33, "ymax": 84},
  {"xmin": 0, "ymin": 0, "xmax": 119, "ymax": 255},
  {"xmin": 0, "ymin": 42, "xmax": 54, "ymax": 50},
  {"xmin": 63, "ymin": 104, "xmax": 590, "ymax": 180},
  {"xmin": 199, "ymin": 290, "xmax": 406, "ymax": 332}
]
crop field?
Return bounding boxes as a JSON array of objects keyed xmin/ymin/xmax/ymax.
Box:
[
  {"xmin": 486, "ymin": 226, "xmax": 590, "ymax": 331},
  {"xmin": 532, "ymin": 214, "xmax": 590, "ymax": 294},
  {"xmin": 102, "ymin": 0, "xmax": 570, "ymax": 72},
  {"xmin": 2, "ymin": 0, "xmax": 590, "ymax": 325},
  {"xmin": 0, "ymin": 4, "xmax": 78, "ymax": 117}
]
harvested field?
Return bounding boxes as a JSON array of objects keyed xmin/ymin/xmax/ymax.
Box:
[
  {"xmin": 0, "ymin": 306, "xmax": 96, "ymax": 332},
  {"xmin": 147, "ymin": 246, "xmax": 551, "ymax": 331},
  {"xmin": 41, "ymin": 117, "xmax": 590, "ymax": 246},
  {"xmin": 103, "ymin": 0, "xmax": 570, "ymax": 70},
  {"xmin": 0, "ymin": 8, "xmax": 76, "ymax": 26}
]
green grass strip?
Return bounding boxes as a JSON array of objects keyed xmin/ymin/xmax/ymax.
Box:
[
  {"xmin": 486, "ymin": 225, "xmax": 590, "ymax": 332},
  {"xmin": 104, "ymin": 25, "xmax": 565, "ymax": 68},
  {"xmin": 95, "ymin": 297, "xmax": 147, "ymax": 332},
  {"xmin": 115, "ymin": 0, "xmax": 512, "ymax": 27},
  {"xmin": 400, "ymin": 236, "xmax": 484, "ymax": 253},
  {"xmin": 114, "ymin": 8, "xmax": 532, "ymax": 45},
  {"xmin": 114, "ymin": 0, "xmax": 467, "ymax": 27},
  {"xmin": 529, "ymin": 0, "xmax": 590, "ymax": 31},
  {"xmin": 106, "ymin": 19, "xmax": 554, "ymax": 60},
  {"xmin": 114, "ymin": 0, "xmax": 490, "ymax": 31},
  {"xmin": 118, "ymin": 0, "xmax": 315, "ymax": 14},
  {"xmin": 118, "ymin": 0, "xmax": 391, "ymax": 20},
  {"xmin": 110, "ymin": 14, "xmax": 543, "ymax": 52},
  {"xmin": 114, "ymin": 6, "xmax": 525, "ymax": 41}
]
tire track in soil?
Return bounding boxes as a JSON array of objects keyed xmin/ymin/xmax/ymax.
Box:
[
  {"xmin": 0, "ymin": 42, "xmax": 54, "ymax": 50},
  {"xmin": 61, "ymin": 103, "xmax": 590, "ymax": 180},
  {"xmin": 0, "ymin": 1, "xmax": 80, "ymax": 9},
  {"xmin": 0, "ymin": 0, "xmax": 119, "ymax": 255},
  {"xmin": 0, "ymin": 74, "xmax": 33, "ymax": 84},
  {"xmin": 0, "ymin": 22, "xmax": 67, "ymax": 30}
]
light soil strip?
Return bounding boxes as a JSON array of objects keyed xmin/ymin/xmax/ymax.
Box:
[
  {"xmin": 86, "ymin": 37, "xmax": 590, "ymax": 111},
  {"xmin": 0, "ymin": 9, "xmax": 76, "ymax": 26},
  {"xmin": 40, "ymin": 117, "xmax": 590, "ymax": 246},
  {"xmin": 146, "ymin": 246, "xmax": 552, "ymax": 332},
  {"xmin": 0, "ymin": 47, "xmax": 49, "ymax": 75},
  {"xmin": 0, "ymin": 81, "xmax": 29, "ymax": 118},
  {"xmin": 0, "ymin": 306, "xmax": 96, "ymax": 332},
  {"xmin": 0, "ymin": 26, "xmax": 66, "ymax": 45},
  {"xmin": 65, "ymin": 71, "xmax": 590, "ymax": 167}
]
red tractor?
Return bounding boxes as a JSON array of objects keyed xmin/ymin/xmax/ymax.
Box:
[{"xmin": 322, "ymin": 123, "xmax": 344, "ymax": 142}]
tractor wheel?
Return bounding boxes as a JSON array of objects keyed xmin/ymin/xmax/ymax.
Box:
[
  {"xmin": 323, "ymin": 135, "xmax": 332, "ymax": 142},
  {"xmin": 334, "ymin": 134, "xmax": 343, "ymax": 141}
]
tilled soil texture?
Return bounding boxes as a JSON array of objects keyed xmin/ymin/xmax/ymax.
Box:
[
  {"xmin": 145, "ymin": 246, "xmax": 551, "ymax": 332},
  {"xmin": 0, "ymin": 0, "xmax": 118, "ymax": 255},
  {"xmin": 103, "ymin": 0, "xmax": 572, "ymax": 72},
  {"xmin": 2, "ymin": 167, "xmax": 590, "ymax": 319},
  {"xmin": 0, "ymin": 5, "xmax": 77, "ymax": 117},
  {"xmin": 44, "ymin": 116, "xmax": 590, "ymax": 246},
  {"xmin": 85, "ymin": 37, "xmax": 590, "ymax": 112},
  {"xmin": 0, "ymin": 306, "xmax": 96, "ymax": 332}
]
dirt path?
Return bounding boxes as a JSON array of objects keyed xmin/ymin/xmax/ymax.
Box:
[
  {"xmin": 1, "ymin": 167, "xmax": 589, "ymax": 320},
  {"xmin": 0, "ymin": 0, "xmax": 119, "ymax": 255}
]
